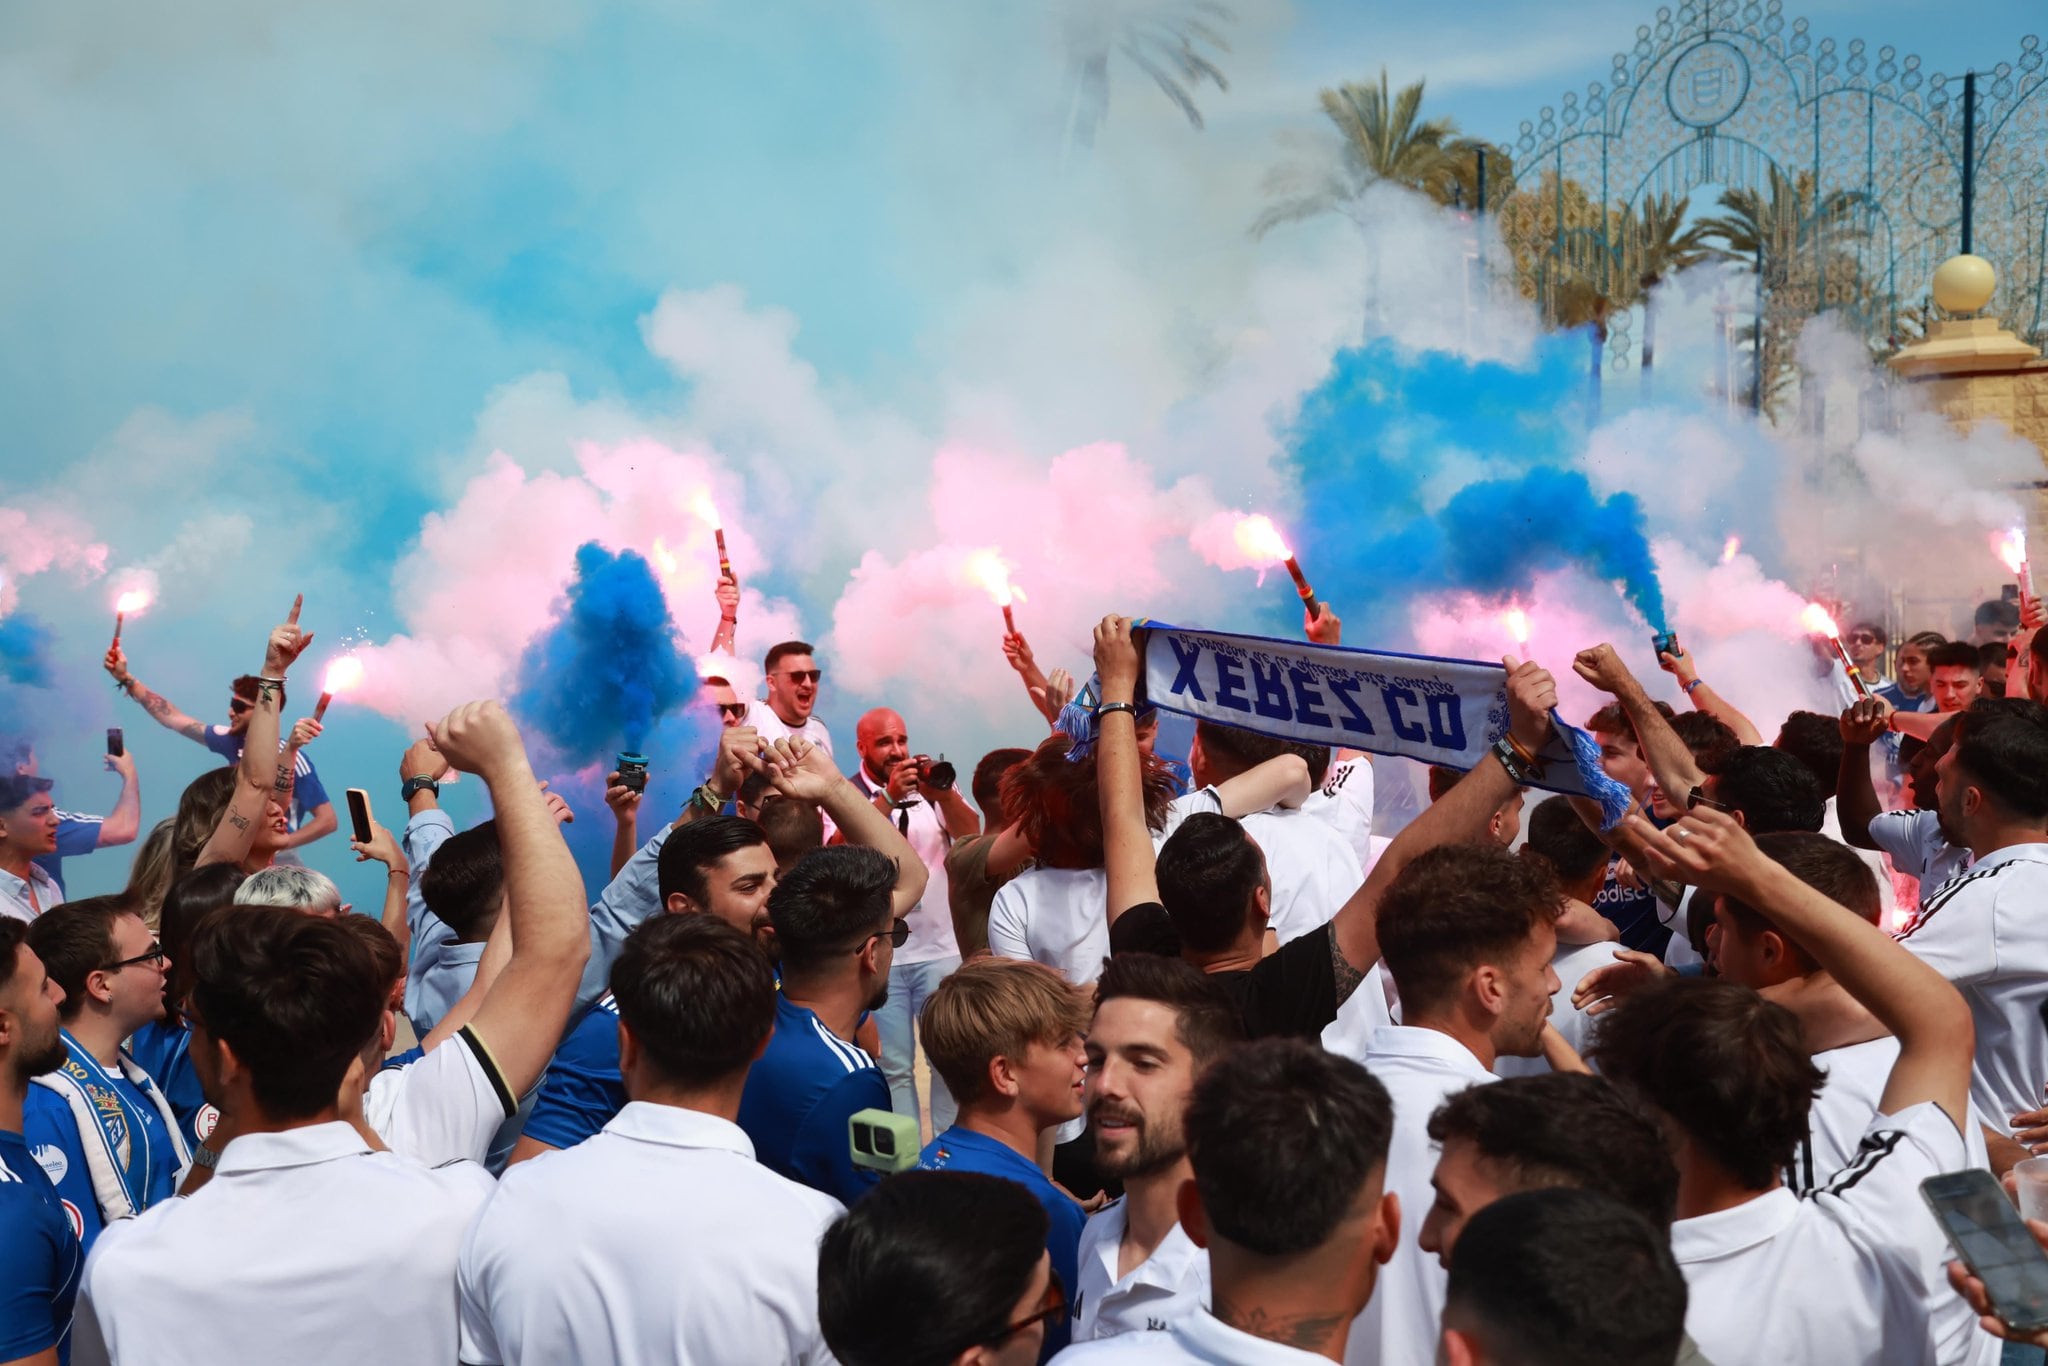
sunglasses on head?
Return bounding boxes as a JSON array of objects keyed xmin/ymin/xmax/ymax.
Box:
[{"xmin": 778, "ymin": 669, "xmax": 821, "ymax": 685}]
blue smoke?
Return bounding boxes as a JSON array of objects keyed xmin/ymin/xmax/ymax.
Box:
[
  {"xmin": 0, "ymin": 613, "xmax": 58, "ymax": 745},
  {"xmin": 1282, "ymin": 335, "xmax": 1669, "ymax": 635}
]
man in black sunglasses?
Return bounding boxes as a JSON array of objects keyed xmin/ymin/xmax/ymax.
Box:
[{"xmin": 743, "ymin": 640, "xmax": 835, "ymax": 758}]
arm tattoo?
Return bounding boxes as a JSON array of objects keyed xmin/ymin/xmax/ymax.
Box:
[
  {"xmin": 1330, "ymin": 927, "xmax": 1365, "ymax": 1007},
  {"xmin": 227, "ymin": 812, "xmax": 251, "ymax": 833},
  {"xmin": 1212, "ymin": 1294, "xmax": 1353, "ymax": 1354},
  {"xmin": 272, "ymin": 761, "xmax": 295, "ymax": 797},
  {"xmin": 136, "ymin": 686, "xmax": 174, "ymax": 719}
]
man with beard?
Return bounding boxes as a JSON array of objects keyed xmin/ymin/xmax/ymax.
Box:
[
  {"xmin": 1071, "ymin": 954, "xmax": 1241, "ymax": 1343},
  {"xmin": 0, "ymin": 916, "xmax": 79, "ymax": 1364}
]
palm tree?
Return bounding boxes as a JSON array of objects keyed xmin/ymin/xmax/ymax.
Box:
[
  {"xmin": 1061, "ymin": 0, "xmax": 1233, "ymax": 152},
  {"xmin": 1252, "ymin": 70, "xmax": 1497, "ymax": 236},
  {"xmin": 1625, "ymin": 194, "xmax": 1713, "ymax": 376}
]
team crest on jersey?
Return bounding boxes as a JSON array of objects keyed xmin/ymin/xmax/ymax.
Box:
[
  {"xmin": 196, "ymin": 1104, "xmax": 220, "ymax": 1141},
  {"xmin": 30, "ymin": 1143, "xmax": 68, "ymax": 1184},
  {"xmin": 61, "ymin": 1198, "xmax": 84, "ymax": 1240}
]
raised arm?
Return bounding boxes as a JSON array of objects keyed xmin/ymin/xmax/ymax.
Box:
[
  {"xmin": 709, "ymin": 574, "xmax": 739, "ymax": 657},
  {"xmin": 196, "ymin": 598, "xmax": 311, "ymax": 869},
  {"xmin": 1633, "ymin": 804, "xmax": 1974, "ymax": 1130},
  {"xmin": 1094, "ymin": 616, "xmax": 1158, "ymax": 919},
  {"xmin": 351, "ymin": 820, "xmax": 413, "ymax": 957},
  {"xmin": 104, "ymin": 643, "xmax": 208, "ymax": 741},
  {"xmin": 1575, "ymin": 643, "xmax": 1705, "ymax": 800},
  {"xmin": 1658, "ymin": 644, "xmax": 1764, "ymax": 746},
  {"xmin": 1003, "ymin": 631, "xmax": 1059, "ymax": 726},
  {"xmin": 424, "ymin": 700, "xmax": 590, "ymax": 1099},
  {"xmin": 96, "ymin": 748, "xmax": 142, "ymax": 847},
  {"xmin": 755, "ymin": 736, "xmax": 929, "ymax": 917},
  {"xmin": 1211, "ymin": 754, "xmax": 1312, "ymax": 815},
  {"xmin": 603, "ymin": 768, "xmax": 642, "ymax": 879},
  {"xmin": 1326, "ymin": 656, "xmax": 1559, "ymax": 978},
  {"xmin": 1835, "ymin": 696, "xmax": 1893, "ymax": 852}
]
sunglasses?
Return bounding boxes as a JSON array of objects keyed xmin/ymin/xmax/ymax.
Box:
[
  {"xmin": 1846, "ymin": 633, "xmax": 1882, "ymax": 645},
  {"xmin": 102, "ymin": 942, "xmax": 168, "ymax": 973},
  {"xmin": 228, "ymin": 698, "xmax": 254, "ymax": 715},
  {"xmin": 1685, "ymin": 785, "xmax": 1736, "ymax": 815},
  {"xmin": 861, "ymin": 918, "xmax": 912, "ymax": 952},
  {"xmin": 777, "ymin": 669, "xmax": 822, "ymax": 685},
  {"xmin": 717, "ymin": 702, "xmax": 748, "ymax": 720},
  {"xmin": 959, "ymin": 1271, "xmax": 1067, "ymax": 1356}
]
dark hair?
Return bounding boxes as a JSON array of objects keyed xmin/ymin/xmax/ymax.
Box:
[
  {"xmin": 188, "ymin": 906, "xmax": 384, "ymax": 1120},
  {"xmin": 1772, "ymin": 711, "xmax": 1844, "ymax": 801},
  {"xmin": 1001, "ymin": 733, "xmax": 1174, "ymax": 869},
  {"xmin": 2031, "ymin": 628, "xmax": 2048, "ymax": 664},
  {"xmin": 0, "ymin": 917, "xmax": 26, "ymax": 993},
  {"xmin": 1849, "ymin": 620, "xmax": 1886, "ymax": 643},
  {"xmin": 702, "ymin": 674, "xmax": 731, "ymax": 688},
  {"xmin": 1951, "ymin": 698, "xmax": 2048, "ymax": 820},
  {"xmin": 767, "ymin": 846, "xmax": 898, "ymax": 974},
  {"xmin": 1929, "ymin": 641, "xmax": 1984, "ymax": 673},
  {"xmin": 1156, "ymin": 813, "xmax": 1266, "ymax": 954},
  {"xmin": 818, "ymin": 1170, "xmax": 1049, "ymax": 1366},
  {"xmin": 1704, "ymin": 746, "xmax": 1824, "ymax": 834},
  {"xmin": 657, "ymin": 815, "xmax": 770, "ymax": 907},
  {"xmin": 971, "ymin": 748, "xmax": 1033, "ymax": 819},
  {"xmin": 1589, "ymin": 979, "xmax": 1820, "ymax": 1190},
  {"xmin": 1523, "ymin": 796, "xmax": 1609, "ymax": 884},
  {"xmin": 763, "ymin": 641, "xmax": 816, "ymax": 674},
  {"xmin": 230, "ymin": 674, "xmax": 287, "ymax": 708},
  {"xmin": 736, "ymin": 769, "xmax": 775, "ymax": 811},
  {"xmin": 1187, "ymin": 1039, "xmax": 1392, "ymax": 1256},
  {"xmin": 159, "ymin": 863, "xmax": 246, "ymax": 1017},
  {"xmin": 1427, "ymin": 765, "xmax": 1465, "ymax": 803},
  {"xmin": 1977, "ymin": 599, "xmax": 2022, "ymax": 630},
  {"xmin": 1377, "ymin": 845, "xmax": 1560, "ymax": 1017},
  {"xmin": 757, "ymin": 799, "xmax": 824, "ymax": 869},
  {"xmin": 1193, "ymin": 721, "xmax": 1320, "ymax": 785},
  {"xmin": 1093, "ymin": 952, "xmax": 1242, "ymax": 1068},
  {"xmin": 1982, "ymin": 641, "xmax": 2012, "ymax": 673},
  {"xmin": 1586, "ymin": 699, "xmax": 1674, "ymax": 736},
  {"xmin": 1108, "ymin": 902, "xmax": 1183, "ymax": 958},
  {"xmin": 0, "ymin": 773, "xmax": 53, "ymax": 814},
  {"xmin": 332, "ymin": 914, "xmax": 405, "ymax": 1005},
  {"xmin": 1445, "ymin": 1188, "xmax": 1688, "ymax": 1366},
  {"xmin": 26, "ymin": 900, "xmax": 127, "ymax": 1022},
  {"xmin": 611, "ymin": 914, "xmax": 776, "ymax": 1088},
  {"xmin": 1716, "ymin": 831, "xmax": 1880, "ymax": 976},
  {"xmin": 418, "ymin": 820, "xmax": 503, "ymax": 941},
  {"xmin": 1669, "ymin": 711, "xmax": 1740, "ymax": 770},
  {"xmin": 1427, "ymin": 1074, "xmax": 1677, "ymax": 1232}
]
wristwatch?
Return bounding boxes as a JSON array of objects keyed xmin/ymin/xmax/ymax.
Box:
[
  {"xmin": 402, "ymin": 776, "xmax": 441, "ymax": 802},
  {"xmin": 191, "ymin": 1145, "xmax": 221, "ymax": 1171}
]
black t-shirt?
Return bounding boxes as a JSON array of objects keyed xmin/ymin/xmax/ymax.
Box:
[{"xmin": 1118, "ymin": 905, "xmax": 1341, "ymax": 1041}]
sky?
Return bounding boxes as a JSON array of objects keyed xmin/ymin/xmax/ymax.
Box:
[{"xmin": 3, "ymin": 0, "xmax": 2042, "ymax": 905}]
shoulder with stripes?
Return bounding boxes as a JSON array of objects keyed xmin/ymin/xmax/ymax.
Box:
[
  {"xmin": 1817, "ymin": 1127, "xmax": 1907, "ymax": 1198},
  {"xmin": 809, "ymin": 1016, "xmax": 876, "ymax": 1075},
  {"xmin": 54, "ymin": 810, "xmax": 104, "ymax": 825},
  {"xmin": 1904, "ymin": 860, "xmax": 2028, "ymax": 932}
]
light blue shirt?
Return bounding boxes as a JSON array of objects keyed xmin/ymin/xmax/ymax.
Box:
[{"xmin": 401, "ymin": 808, "xmax": 460, "ymax": 1033}]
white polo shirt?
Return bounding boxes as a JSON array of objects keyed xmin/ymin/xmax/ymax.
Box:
[
  {"xmin": 1164, "ymin": 791, "xmax": 1365, "ymax": 945},
  {"xmin": 851, "ymin": 769, "xmax": 956, "ymax": 964},
  {"xmin": 1051, "ymin": 1307, "xmax": 1334, "ymax": 1364},
  {"xmin": 457, "ymin": 1101, "xmax": 840, "ymax": 1365},
  {"xmin": 988, "ymin": 866, "xmax": 1111, "ymax": 986},
  {"xmin": 364, "ymin": 1027, "xmax": 518, "ymax": 1167},
  {"xmin": 1302, "ymin": 756, "xmax": 1375, "ymax": 867},
  {"xmin": 1671, "ymin": 1102, "xmax": 1968, "ymax": 1366},
  {"xmin": 747, "ymin": 702, "xmax": 834, "ymax": 757},
  {"xmin": 1344, "ymin": 1025, "xmax": 1497, "ymax": 1366},
  {"xmin": 1071, "ymin": 1199, "xmax": 1209, "ymax": 1342},
  {"xmin": 0, "ymin": 861, "xmax": 62, "ymax": 922},
  {"xmin": 76, "ymin": 1121, "xmax": 493, "ymax": 1366},
  {"xmin": 1869, "ymin": 808, "xmax": 1972, "ymax": 893},
  {"xmin": 1894, "ymin": 843, "xmax": 2048, "ymax": 1131},
  {"xmin": 1318, "ymin": 962, "xmax": 1396, "ymax": 1062},
  {"xmin": 1494, "ymin": 939, "xmax": 1619, "ymax": 1079}
]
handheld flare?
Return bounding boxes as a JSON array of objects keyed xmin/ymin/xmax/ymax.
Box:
[{"xmin": 1801, "ymin": 603, "xmax": 1873, "ymax": 700}]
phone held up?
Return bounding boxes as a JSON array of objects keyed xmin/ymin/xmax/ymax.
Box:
[
  {"xmin": 345, "ymin": 788, "xmax": 374, "ymax": 845},
  {"xmin": 1923, "ymin": 1169, "xmax": 2048, "ymax": 1334}
]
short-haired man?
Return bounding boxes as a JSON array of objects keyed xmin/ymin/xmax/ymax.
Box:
[
  {"xmin": 1581, "ymin": 695, "xmax": 1673, "ymax": 950},
  {"xmin": 23, "ymin": 901, "xmax": 189, "ymax": 1253},
  {"xmin": 920, "ymin": 957, "xmax": 1093, "ymax": 1359},
  {"xmin": 1072, "ymin": 954, "xmax": 1241, "ymax": 1343},
  {"xmin": 405, "ymin": 818, "xmax": 502, "ymax": 1036},
  {"xmin": 1590, "ymin": 804, "xmax": 1979, "ymax": 1366},
  {"xmin": 0, "ymin": 776, "xmax": 62, "ymax": 922},
  {"xmin": 1052, "ymin": 1038, "xmax": 1399, "ymax": 1364},
  {"xmin": 1974, "ymin": 598, "xmax": 2021, "ymax": 646},
  {"xmin": 1426, "ymin": 766, "xmax": 1523, "ymax": 848},
  {"xmin": 4, "ymin": 737, "xmax": 142, "ymax": 900},
  {"xmin": 1980, "ymin": 641, "xmax": 2010, "ymax": 697},
  {"xmin": 1439, "ymin": 1189, "xmax": 1688, "ymax": 1366},
  {"xmin": 104, "ymin": 649, "xmax": 338, "ymax": 852},
  {"xmin": 1496, "ymin": 796, "xmax": 1623, "ymax": 1080},
  {"xmin": 1838, "ymin": 701, "xmax": 1971, "ymax": 905},
  {"xmin": 1928, "ymin": 640, "xmax": 1986, "ymax": 715},
  {"xmin": 0, "ymin": 916, "xmax": 80, "ymax": 1365},
  {"xmin": 851, "ymin": 706, "xmax": 979, "ymax": 1136},
  {"xmin": 1843, "ymin": 621, "xmax": 1892, "ymax": 691},
  {"xmin": 700, "ymin": 674, "xmax": 748, "ymax": 730},
  {"xmin": 748, "ymin": 640, "xmax": 833, "ymax": 755},
  {"xmin": 1341, "ymin": 844, "xmax": 1562, "ymax": 1366},
  {"xmin": 457, "ymin": 915, "xmax": 839, "ymax": 1364}
]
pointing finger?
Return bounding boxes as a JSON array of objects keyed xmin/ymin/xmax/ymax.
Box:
[{"xmin": 287, "ymin": 594, "xmax": 303, "ymax": 625}]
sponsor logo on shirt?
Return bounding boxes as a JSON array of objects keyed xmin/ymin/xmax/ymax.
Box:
[
  {"xmin": 62, "ymin": 1198, "xmax": 84, "ymax": 1240},
  {"xmin": 31, "ymin": 1143, "xmax": 67, "ymax": 1184},
  {"xmin": 197, "ymin": 1103, "xmax": 220, "ymax": 1141}
]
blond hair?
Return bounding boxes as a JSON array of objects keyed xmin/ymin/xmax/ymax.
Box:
[{"xmin": 920, "ymin": 958, "xmax": 1092, "ymax": 1105}]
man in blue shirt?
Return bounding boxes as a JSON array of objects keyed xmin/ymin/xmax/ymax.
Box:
[
  {"xmin": 0, "ymin": 917, "xmax": 83, "ymax": 1365},
  {"xmin": 102, "ymin": 648, "xmax": 338, "ymax": 851},
  {"xmin": 916, "ymin": 957, "xmax": 1092, "ymax": 1360},
  {"xmin": 22, "ymin": 902, "xmax": 189, "ymax": 1253},
  {"xmin": 4, "ymin": 738, "xmax": 142, "ymax": 900}
]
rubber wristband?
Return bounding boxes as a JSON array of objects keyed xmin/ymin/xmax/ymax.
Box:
[
  {"xmin": 1684, "ymin": 678, "xmax": 1706, "ymax": 695},
  {"xmin": 1098, "ymin": 701, "xmax": 1137, "ymax": 720}
]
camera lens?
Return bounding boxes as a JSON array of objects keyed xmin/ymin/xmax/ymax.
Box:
[{"xmin": 926, "ymin": 758, "xmax": 956, "ymax": 791}]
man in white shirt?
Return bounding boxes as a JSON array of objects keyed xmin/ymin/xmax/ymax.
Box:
[
  {"xmin": 1340, "ymin": 843, "xmax": 1562, "ymax": 1366},
  {"xmin": 1071, "ymin": 954, "xmax": 1239, "ymax": 1343},
  {"xmin": 0, "ymin": 776, "xmax": 62, "ymax": 922},
  {"xmin": 1302, "ymin": 752, "xmax": 1374, "ymax": 867},
  {"xmin": 459, "ymin": 913, "xmax": 839, "ymax": 1365},
  {"xmin": 849, "ymin": 706, "xmax": 976, "ymax": 1135},
  {"xmin": 1894, "ymin": 698, "xmax": 2048, "ymax": 1136},
  {"xmin": 748, "ymin": 640, "xmax": 833, "ymax": 755},
  {"xmin": 1838, "ymin": 701, "xmax": 1970, "ymax": 908},
  {"xmin": 1591, "ymin": 803, "xmax": 1984, "ymax": 1366},
  {"xmin": 1496, "ymin": 796, "xmax": 1622, "ymax": 1079},
  {"xmin": 1053, "ymin": 1038, "xmax": 1398, "ymax": 1365}
]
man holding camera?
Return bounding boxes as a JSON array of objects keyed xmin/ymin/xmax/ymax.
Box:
[{"xmin": 850, "ymin": 707, "xmax": 979, "ymax": 1137}]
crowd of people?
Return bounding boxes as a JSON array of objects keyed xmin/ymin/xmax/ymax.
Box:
[{"xmin": 3, "ymin": 578, "xmax": 2048, "ymax": 1366}]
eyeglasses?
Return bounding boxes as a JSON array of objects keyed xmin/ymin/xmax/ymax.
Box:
[
  {"xmin": 101, "ymin": 942, "xmax": 167, "ymax": 973},
  {"xmin": 959, "ymin": 1271, "xmax": 1067, "ymax": 1356},
  {"xmin": 861, "ymin": 918, "xmax": 911, "ymax": 952},
  {"xmin": 717, "ymin": 702, "xmax": 748, "ymax": 720},
  {"xmin": 1685, "ymin": 785, "xmax": 1736, "ymax": 815},
  {"xmin": 776, "ymin": 670, "xmax": 822, "ymax": 685}
]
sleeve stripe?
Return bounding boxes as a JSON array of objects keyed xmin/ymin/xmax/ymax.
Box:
[
  {"xmin": 1819, "ymin": 1128, "xmax": 1906, "ymax": 1197},
  {"xmin": 458, "ymin": 1025, "xmax": 518, "ymax": 1118}
]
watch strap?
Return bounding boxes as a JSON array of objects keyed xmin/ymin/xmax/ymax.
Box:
[{"xmin": 401, "ymin": 776, "xmax": 441, "ymax": 802}]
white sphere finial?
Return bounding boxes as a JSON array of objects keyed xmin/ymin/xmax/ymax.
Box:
[{"xmin": 1934, "ymin": 254, "xmax": 1998, "ymax": 314}]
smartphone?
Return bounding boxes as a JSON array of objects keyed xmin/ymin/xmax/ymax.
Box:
[
  {"xmin": 1922, "ymin": 1170, "xmax": 2048, "ymax": 1333},
  {"xmin": 106, "ymin": 727, "xmax": 124, "ymax": 759},
  {"xmin": 345, "ymin": 788, "xmax": 374, "ymax": 845}
]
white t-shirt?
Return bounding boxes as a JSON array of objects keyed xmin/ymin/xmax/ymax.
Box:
[
  {"xmin": 1494, "ymin": 940, "xmax": 1620, "ymax": 1079},
  {"xmin": 363, "ymin": 1028, "xmax": 517, "ymax": 1168},
  {"xmin": 1319, "ymin": 963, "xmax": 1397, "ymax": 1062},
  {"xmin": 457, "ymin": 1102, "xmax": 840, "ymax": 1366},
  {"xmin": 746, "ymin": 701, "xmax": 834, "ymax": 757},
  {"xmin": 1071, "ymin": 1200, "xmax": 1209, "ymax": 1343},
  {"xmin": 987, "ymin": 866, "xmax": 1111, "ymax": 986},
  {"xmin": 1164, "ymin": 790, "xmax": 1364, "ymax": 945},
  {"xmin": 77, "ymin": 1121, "xmax": 494, "ymax": 1366},
  {"xmin": 1895, "ymin": 844, "xmax": 2048, "ymax": 1133},
  {"xmin": 1868, "ymin": 808, "xmax": 1972, "ymax": 892},
  {"xmin": 1302, "ymin": 756, "xmax": 1375, "ymax": 867},
  {"xmin": 850, "ymin": 769, "xmax": 957, "ymax": 964},
  {"xmin": 1052, "ymin": 1308, "xmax": 1335, "ymax": 1364},
  {"xmin": 1670, "ymin": 1102, "xmax": 1970, "ymax": 1366},
  {"xmin": 1823, "ymin": 797, "xmax": 1902, "ymax": 923},
  {"xmin": 1344, "ymin": 1025, "xmax": 1498, "ymax": 1366}
]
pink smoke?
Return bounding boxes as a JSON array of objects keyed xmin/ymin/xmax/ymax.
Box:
[{"xmin": 0, "ymin": 505, "xmax": 110, "ymax": 614}]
